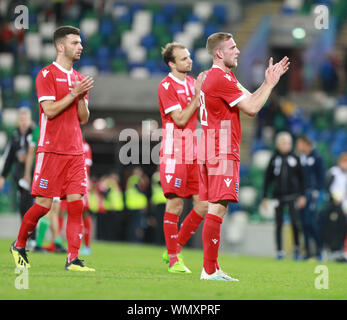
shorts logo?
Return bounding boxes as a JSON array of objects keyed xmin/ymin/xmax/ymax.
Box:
[
  {"xmin": 174, "ymin": 178, "xmax": 182, "ymax": 188},
  {"xmin": 39, "ymin": 178, "xmax": 48, "ymax": 189},
  {"xmin": 165, "ymin": 174, "xmax": 173, "ymax": 183},
  {"xmin": 224, "ymin": 178, "xmax": 232, "ymax": 187},
  {"xmin": 212, "ymin": 238, "xmax": 218, "ymax": 245},
  {"xmin": 235, "ymin": 182, "xmax": 239, "ymax": 194}
]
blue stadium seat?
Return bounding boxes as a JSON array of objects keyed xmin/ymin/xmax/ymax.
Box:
[
  {"xmin": 187, "ymin": 14, "xmax": 201, "ymax": 22},
  {"xmin": 212, "ymin": 5, "xmax": 227, "ymax": 25},
  {"xmin": 97, "ymin": 59, "xmax": 111, "ymax": 73},
  {"xmin": 99, "ymin": 19, "xmax": 114, "ymax": 37},
  {"xmin": 96, "ymin": 46, "xmax": 111, "ymax": 60},
  {"xmin": 162, "ymin": 3, "xmax": 178, "ymax": 19},
  {"xmin": 169, "ymin": 23, "xmax": 183, "ymax": 35},
  {"xmin": 79, "ymin": 56, "xmax": 95, "ymax": 67},
  {"xmin": 251, "ymin": 139, "xmax": 267, "ymax": 153},
  {"xmin": 1, "ymin": 76, "xmax": 13, "ymax": 90},
  {"xmin": 153, "ymin": 13, "xmax": 167, "ymax": 25},
  {"xmin": 113, "ymin": 48, "xmax": 127, "ymax": 59},
  {"xmin": 141, "ymin": 34, "xmax": 157, "ymax": 50},
  {"xmin": 204, "ymin": 24, "xmax": 218, "ymax": 38},
  {"xmin": 18, "ymin": 99, "xmax": 33, "ymax": 109}
]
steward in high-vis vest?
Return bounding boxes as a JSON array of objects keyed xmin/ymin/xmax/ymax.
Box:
[
  {"xmin": 124, "ymin": 167, "xmax": 149, "ymax": 242},
  {"xmin": 151, "ymin": 171, "xmax": 166, "ymax": 206},
  {"xmin": 103, "ymin": 174, "xmax": 124, "ymax": 212}
]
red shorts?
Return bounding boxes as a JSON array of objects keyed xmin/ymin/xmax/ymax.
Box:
[
  {"xmin": 198, "ymin": 157, "xmax": 240, "ymax": 203},
  {"xmin": 31, "ymin": 152, "xmax": 87, "ymax": 199},
  {"xmin": 159, "ymin": 157, "xmax": 199, "ymax": 199}
]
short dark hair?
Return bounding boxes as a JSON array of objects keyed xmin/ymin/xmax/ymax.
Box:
[
  {"xmin": 161, "ymin": 42, "xmax": 186, "ymax": 66},
  {"xmin": 53, "ymin": 26, "xmax": 80, "ymax": 46},
  {"xmin": 296, "ymin": 135, "xmax": 312, "ymax": 146}
]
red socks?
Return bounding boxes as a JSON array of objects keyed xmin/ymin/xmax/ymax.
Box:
[
  {"xmin": 15, "ymin": 203, "xmax": 50, "ymax": 248},
  {"xmin": 177, "ymin": 209, "xmax": 204, "ymax": 253},
  {"xmin": 202, "ymin": 213, "xmax": 223, "ymax": 275},
  {"xmin": 83, "ymin": 215, "xmax": 92, "ymax": 248},
  {"xmin": 66, "ymin": 200, "xmax": 84, "ymax": 262},
  {"xmin": 163, "ymin": 211, "xmax": 179, "ymax": 266}
]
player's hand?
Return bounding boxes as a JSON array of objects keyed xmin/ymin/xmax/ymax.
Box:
[
  {"xmin": 264, "ymin": 57, "xmax": 289, "ymax": 88},
  {"xmin": 275, "ymin": 56, "xmax": 290, "ymax": 77},
  {"xmin": 71, "ymin": 75, "xmax": 94, "ymax": 98},
  {"xmin": 194, "ymin": 71, "xmax": 206, "ymax": 93}
]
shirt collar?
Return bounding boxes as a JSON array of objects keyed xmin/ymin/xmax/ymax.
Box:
[
  {"xmin": 53, "ymin": 61, "xmax": 73, "ymax": 74},
  {"xmin": 168, "ymin": 72, "xmax": 187, "ymax": 86}
]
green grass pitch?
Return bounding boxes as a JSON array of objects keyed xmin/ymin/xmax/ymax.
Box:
[{"xmin": 0, "ymin": 239, "xmax": 346, "ymax": 300}]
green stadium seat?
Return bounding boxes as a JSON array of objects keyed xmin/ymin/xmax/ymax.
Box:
[{"xmin": 111, "ymin": 58, "xmax": 128, "ymax": 73}]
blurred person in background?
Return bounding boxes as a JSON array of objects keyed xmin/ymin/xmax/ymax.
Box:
[
  {"xmin": 295, "ymin": 135, "xmax": 325, "ymax": 261},
  {"xmin": 124, "ymin": 167, "xmax": 149, "ymax": 243},
  {"xmin": 101, "ymin": 173, "xmax": 124, "ymax": 240},
  {"xmin": 262, "ymin": 132, "xmax": 306, "ymax": 260},
  {"xmin": 158, "ymin": 42, "xmax": 208, "ymax": 274},
  {"xmin": 321, "ymin": 152, "xmax": 347, "ymax": 262},
  {"xmin": 0, "ymin": 107, "xmax": 35, "ymax": 249}
]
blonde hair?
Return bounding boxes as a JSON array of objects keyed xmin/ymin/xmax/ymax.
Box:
[{"xmin": 206, "ymin": 32, "xmax": 233, "ymax": 57}]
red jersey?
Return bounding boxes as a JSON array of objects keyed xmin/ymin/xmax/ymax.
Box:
[
  {"xmin": 198, "ymin": 65, "xmax": 246, "ymax": 162},
  {"xmin": 83, "ymin": 141, "xmax": 92, "ymax": 176},
  {"xmin": 35, "ymin": 62, "xmax": 88, "ymax": 155},
  {"xmin": 158, "ymin": 73, "xmax": 197, "ymax": 163}
]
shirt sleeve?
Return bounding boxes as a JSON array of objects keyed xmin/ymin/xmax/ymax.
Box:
[
  {"xmin": 215, "ymin": 75, "xmax": 246, "ymax": 108},
  {"xmin": 158, "ymin": 82, "xmax": 182, "ymax": 115},
  {"xmin": 36, "ymin": 69, "xmax": 56, "ymax": 103}
]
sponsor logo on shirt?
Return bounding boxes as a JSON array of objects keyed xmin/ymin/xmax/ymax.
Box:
[
  {"xmin": 174, "ymin": 178, "xmax": 182, "ymax": 188},
  {"xmin": 177, "ymin": 89, "xmax": 185, "ymax": 94},
  {"xmin": 39, "ymin": 178, "xmax": 49, "ymax": 189},
  {"xmin": 42, "ymin": 70, "xmax": 49, "ymax": 78},
  {"xmin": 56, "ymin": 78, "xmax": 67, "ymax": 82},
  {"xmin": 162, "ymin": 82, "xmax": 170, "ymax": 90}
]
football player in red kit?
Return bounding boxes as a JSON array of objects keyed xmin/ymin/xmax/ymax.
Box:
[{"xmin": 10, "ymin": 26, "xmax": 95, "ymax": 271}]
